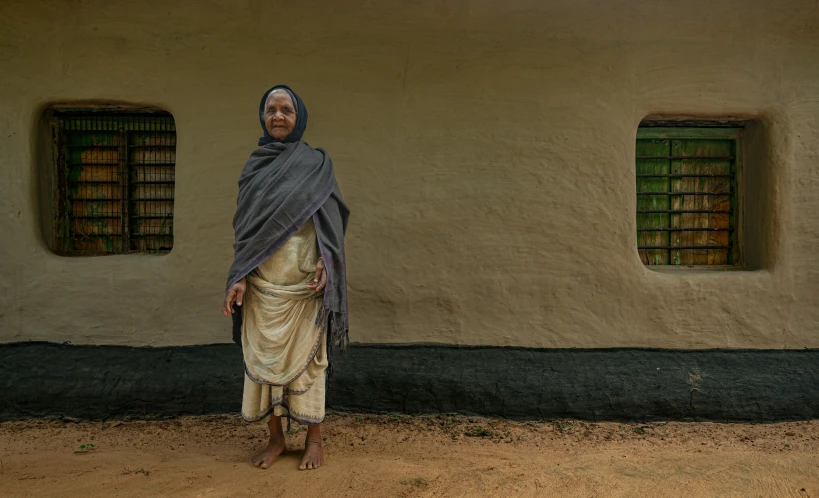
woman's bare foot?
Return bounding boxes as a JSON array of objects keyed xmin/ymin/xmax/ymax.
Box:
[
  {"xmin": 299, "ymin": 424, "xmax": 324, "ymax": 470},
  {"xmin": 252, "ymin": 416, "xmax": 286, "ymax": 469},
  {"xmin": 252, "ymin": 437, "xmax": 286, "ymax": 469}
]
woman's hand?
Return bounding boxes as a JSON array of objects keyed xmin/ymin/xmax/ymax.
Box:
[
  {"xmin": 307, "ymin": 258, "xmax": 327, "ymax": 292},
  {"xmin": 222, "ymin": 278, "xmax": 247, "ymax": 317}
]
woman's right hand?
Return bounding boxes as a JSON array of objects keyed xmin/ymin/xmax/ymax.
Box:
[{"xmin": 222, "ymin": 278, "xmax": 247, "ymax": 317}]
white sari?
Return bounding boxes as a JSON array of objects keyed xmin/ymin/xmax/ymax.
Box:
[{"xmin": 240, "ymin": 219, "xmax": 327, "ymax": 424}]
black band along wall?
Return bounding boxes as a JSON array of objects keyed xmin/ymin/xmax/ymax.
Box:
[{"xmin": 3, "ymin": 342, "xmax": 818, "ymax": 422}]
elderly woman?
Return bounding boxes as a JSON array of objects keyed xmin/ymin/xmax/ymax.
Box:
[{"xmin": 222, "ymin": 85, "xmax": 349, "ymax": 471}]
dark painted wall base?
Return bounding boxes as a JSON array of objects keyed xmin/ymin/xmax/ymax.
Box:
[{"xmin": 2, "ymin": 342, "xmax": 818, "ymax": 422}]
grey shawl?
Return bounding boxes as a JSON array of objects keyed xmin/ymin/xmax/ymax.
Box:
[{"xmin": 227, "ymin": 141, "xmax": 349, "ymax": 377}]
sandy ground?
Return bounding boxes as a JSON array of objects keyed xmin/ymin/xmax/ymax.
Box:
[{"xmin": 1, "ymin": 414, "xmax": 818, "ymax": 497}]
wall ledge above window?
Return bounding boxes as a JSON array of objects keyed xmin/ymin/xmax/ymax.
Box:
[
  {"xmin": 646, "ymin": 265, "xmax": 751, "ymax": 274},
  {"xmin": 641, "ymin": 115, "xmax": 751, "ymax": 128}
]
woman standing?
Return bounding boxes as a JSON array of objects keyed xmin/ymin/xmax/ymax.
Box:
[{"xmin": 223, "ymin": 85, "xmax": 349, "ymax": 470}]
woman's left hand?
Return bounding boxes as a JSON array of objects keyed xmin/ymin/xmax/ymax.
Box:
[{"xmin": 307, "ymin": 258, "xmax": 327, "ymax": 292}]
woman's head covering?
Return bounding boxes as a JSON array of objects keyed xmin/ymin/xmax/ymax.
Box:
[{"xmin": 258, "ymin": 84, "xmax": 309, "ymax": 146}]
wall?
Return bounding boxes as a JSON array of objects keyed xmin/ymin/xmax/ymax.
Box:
[{"xmin": 1, "ymin": 0, "xmax": 818, "ymax": 350}]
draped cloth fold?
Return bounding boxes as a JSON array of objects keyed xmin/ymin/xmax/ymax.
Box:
[
  {"xmin": 240, "ymin": 219, "xmax": 328, "ymax": 424},
  {"xmin": 227, "ymin": 140, "xmax": 350, "ymax": 378}
]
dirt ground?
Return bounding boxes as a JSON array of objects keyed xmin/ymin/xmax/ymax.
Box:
[{"xmin": 1, "ymin": 414, "xmax": 818, "ymax": 498}]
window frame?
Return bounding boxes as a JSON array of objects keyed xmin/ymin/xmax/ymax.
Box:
[
  {"xmin": 47, "ymin": 108, "xmax": 176, "ymax": 256},
  {"xmin": 636, "ymin": 126, "xmax": 743, "ymax": 267}
]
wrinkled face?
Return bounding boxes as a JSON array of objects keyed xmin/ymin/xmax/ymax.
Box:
[{"xmin": 263, "ymin": 90, "xmax": 297, "ymax": 140}]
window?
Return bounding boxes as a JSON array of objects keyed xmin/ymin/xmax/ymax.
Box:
[
  {"xmin": 636, "ymin": 126, "xmax": 739, "ymax": 266},
  {"xmin": 49, "ymin": 110, "xmax": 175, "ymax": 255}
]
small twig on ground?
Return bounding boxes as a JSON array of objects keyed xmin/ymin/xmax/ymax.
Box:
[
  {"xmin": 121, "ymin": 467, "xmax": 151, "ymax": 476},
  {"xmin": 401, "ymin": 477, "xmax": 429, "ymax": 488}
]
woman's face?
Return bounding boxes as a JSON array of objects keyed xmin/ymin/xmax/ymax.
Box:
[{"xmin": 263, "ymin": 90, "xmax": 297, "ymax": 140}]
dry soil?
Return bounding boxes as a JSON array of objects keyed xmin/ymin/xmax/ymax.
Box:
[{"xmin": 1, "ymin": 414, "xmax": 818, "ymax": 497}]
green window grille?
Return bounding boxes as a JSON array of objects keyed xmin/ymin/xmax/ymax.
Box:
[
  {"xmin": 636, "ymin": 127, "xmax": 740, "ymax": 266},
  {"xmin": 52, "ymin": 111, "xmax": 175, "ymax": 255}
]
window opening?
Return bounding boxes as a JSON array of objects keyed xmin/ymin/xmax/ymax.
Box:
[
  {"xmin": 636, "ymin": 127, "xmax": 739, "ymax": 266},
  {"xmin": 52, "ymin": 110, "xmax": 175, "ymax": 255}
]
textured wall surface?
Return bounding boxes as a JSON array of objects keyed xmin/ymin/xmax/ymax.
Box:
[
  {"xmin": 3, "ymin": 342, "xmax": 818, "ymax": 422},
  {"xmin": 1, "ymin": 0, "xmax": 818, "ymax": 348}
]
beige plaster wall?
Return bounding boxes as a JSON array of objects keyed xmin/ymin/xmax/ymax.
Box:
[{"xmin": 1, "ymin": 0, "xmax": 817, "ymax": 348}]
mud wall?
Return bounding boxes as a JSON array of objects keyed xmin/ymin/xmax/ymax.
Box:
[{"xmin": 1, "ymin": 0, "xmax": 817, "ymax": 348}]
